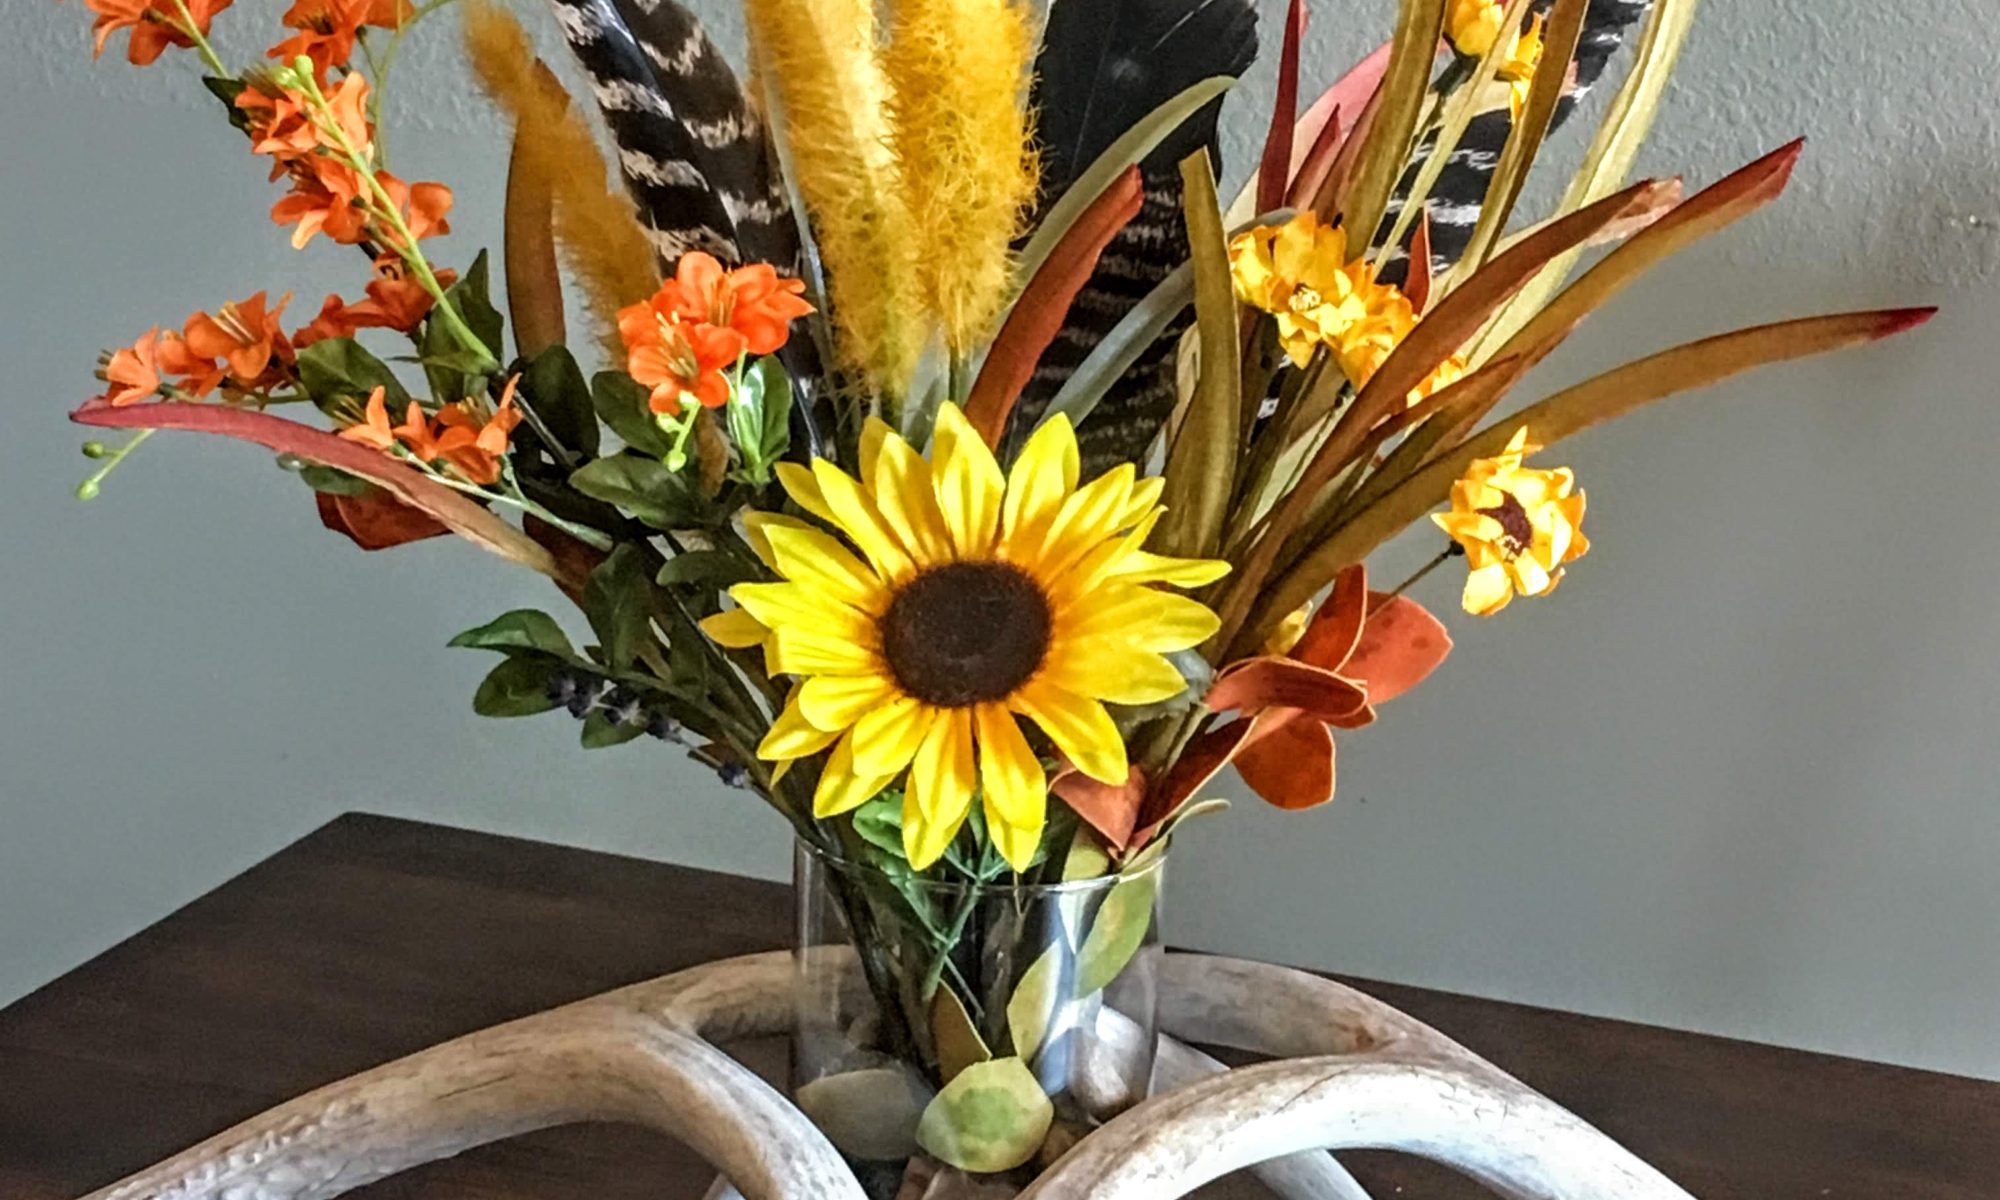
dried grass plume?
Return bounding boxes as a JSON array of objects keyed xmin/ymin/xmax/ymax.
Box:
[{"xmin": 460, "ymin": 0, "xmax": 657, "ymax": 363}]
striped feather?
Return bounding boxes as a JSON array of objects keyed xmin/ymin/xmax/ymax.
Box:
[
  {"xmin": 544, "ymin": 0, "xmax": 795, "ymax": 271},
  {"xmin": 1005, "ymin": 0, "xmax": 1259, "ymax": 473}
]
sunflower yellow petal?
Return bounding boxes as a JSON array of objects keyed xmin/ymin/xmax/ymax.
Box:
[
  {"xmin": 700, "ymin": 606, "xmax": 769, "ymax": 649},
  {"xmin": 1041, "ymin": 640, "xmax": 1192, "ymax": 706},
  {"xmin": 730, "ymin": 582, "xmax": 874, "ymax": 641},
  {"xmin": 799, "ymin": 671, "xmax": 900, "ymax": 731},
  {"xmin": 1012, "ymin": 678, "xmax": 1127, "ymax": 786},
  {"xmin": 776, "ymin": 462, "xmax": 839, "ymax": 526},
  {"xmin": 903, "ymin": 785, "xmax": 968, "ymax": 870},
  {"xmin": 759, "ymin": 688, "xmax": 842, "ymax": 761},
  {"xmin": 1002, "ymin": 415, "xmax": 1079, "ymax": 549},
  {"xmin": 740, "ymin": 511, "xmax": 814, "ymax": 569},
  {"xmin": 1117, "ymin": 474, "xmax": 1165, "ymax": 527},
  {"xmin": 872, "ymin": 430, "xmax": 954, "ymax": 566},
  {"xmin": 814, "ymin": 731, "xmax": 897, "ymax": 819},
  {"xmin": 909, "ymin": 707, "xmax": 976, "ymax": 822},
  {"xmin": 1066, "ymin": 586, "xmax": 1221, "ymax": 652},
  {"xmin": 813, "ymin": 459, "xmax": 919, "ymax": 583},
  {"xmin": 762, "ymin": 524, "xmax": 892, "ymax": 616},
  {"xmin": 1030, "ymin": 464, "xmax": 1136, "ymax": 579},
  {"xmin": 975, "ymin": 703, "xmax": 1046, "ymax": 831},
  {"xmin": 859, "ymin": 414, "xmax": 894, "ymax": 483},
  {"xmin": 931, "ymin": 402, "xmax": 1005, "ymax": 558},
  {"xmin": 985, "ymin": 798, "xmax": 1040, "ymax": 874},
  {"xmin": 850, "ymin": 695, "xmax": 934, "ymax": 778},
  {"xmin": 767, "ymin": 625, "xmax": 882, "ymax": 676},
  {"xmin": 1110, "ymin": 550, "xmax": 1232, "ymax": 588}
]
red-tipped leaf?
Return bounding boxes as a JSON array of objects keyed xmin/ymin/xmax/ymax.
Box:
[{"xmin": 1257, "ymin": 0, "xmax": 1309, "ymax": 215}]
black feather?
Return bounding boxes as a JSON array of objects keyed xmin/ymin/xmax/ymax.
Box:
[
  {"xmin": 1007, "ymin": 0, "xmax": 1259, "ymax": 473},
  {"xmin": 544, "ymin": 0, "xmax": 796, "ymax": 272},
  {"xmin": 1379, "ymin": 0, "xmax": 1656, "ymax": 287}
]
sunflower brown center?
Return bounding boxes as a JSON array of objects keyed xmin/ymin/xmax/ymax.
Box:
[
  {"xmin": 880, "ymin": 561, "xmax": 1052, "ymax": 708},
  {"xmin": 1478, "ymin": 491, "xmax": 1534, "ymax": 558}
]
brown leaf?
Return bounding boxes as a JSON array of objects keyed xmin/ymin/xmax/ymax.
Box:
[
  {"xmin": 315, "ymin": 488, "xmax": 449, "ymax": 551},
  {"xmin": 964, "ymin": 167, "xmax": 1145, "ymax": 448}
]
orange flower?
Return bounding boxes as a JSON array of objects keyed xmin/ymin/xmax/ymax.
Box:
[
  {"xmin": 616, "ymin": 300, "xmax": 745, "ymax": 415},
  {"xmin": 237, "ymin": 85, "xmax": 319, "ymax": 166},
  {"xmin": 85, "ymin": 0, "xmax": 231, "ymax": 66},
  {"xmin": 345, "ymin": 256, "xmax": 450, "ymax": 333},
  {"xmin": 654, "ymin": 252, "xmax": 813, "ymax": 357},
  {"xmin": 100, "ymin": 328, "xmax": 166, "ymax": 406},
  {"xmin": 270, "ymin": 157, "xmax": 371, "ymax": 249},
  {"xmin": 372, "ymin": 173, "xmax": 453, "ymax": 252},
  {"xmin": 337, "ymin": 385, "xmax": 400, "ymax": 450},
  {"xmin": 293, "ymin": 293, "xmax": 364, "ymax": 348},
  {"xmin": 180, "ymin": 292, "xmax": 294, "ymax": 394},
  {"xmin": 268, "ymin": 0, "xmax": 411, "ymax": 76},
  {"xmin": 432, "ymin": 378, "xmax": 523, "ymax": 485},
  {"xmin": 1190, "ymin": 564, "xmax": 1453, "ymax": 812}
]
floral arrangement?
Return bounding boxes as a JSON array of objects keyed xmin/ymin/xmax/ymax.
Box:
[{"xmin": 58, "ymin": 0, "xmax": 1930, "ymax": 1183}]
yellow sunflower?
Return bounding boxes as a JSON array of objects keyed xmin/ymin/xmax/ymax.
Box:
[
  {"xmin": 701, "ymin": 402, "xmax": 1230, "ymax": 871},
  {"xmin": 1431, "ymin": 427, "xmax": 1589, "ymax": 616}
]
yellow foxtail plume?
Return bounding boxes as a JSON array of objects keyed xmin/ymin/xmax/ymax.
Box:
[
  {"xmin": 461, "ymin": 0, "xmax": 657, "ymax": 364},
  {"xmin": 883, "ymin": 0, "xmax": 1040, "ymax": 356},
  {"xmin": 744, "ymin": 0, "xmax": 923, "ymax": 401}
]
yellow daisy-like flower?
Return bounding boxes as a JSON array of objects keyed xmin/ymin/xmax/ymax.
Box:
[
  {"xmin": 701, "ymin": 402, "xmax": 1230, "ymax": 871},
  {"xmin": 1445, "ymin": 1, "xmax": 1546, "ymax": 118},
  {"xmin": 1430, "ymin": 428, "xmax": 1589, "ymax": 616},
  {"xmin": 1228, "ymin": 212, "xmax": 1465, "ymax": 404}
]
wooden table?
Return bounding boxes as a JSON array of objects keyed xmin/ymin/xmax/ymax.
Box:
[{"xmin": 1, "ymin": 814, "xmax": 1994, "ymax": 1200}]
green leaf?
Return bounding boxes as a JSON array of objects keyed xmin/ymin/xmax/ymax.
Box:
[
  {"xmin": 520, "ymin": 344, "xmax": 601, "ymax": 459},
  {"xmin": 1061, "ymin": 826, "xmax": 1113, "ymax": 882},
  {"xmin": 1013, "ymin": 77, "xmax": 1237, "ymax": 296},
  {"xmin": 449, "ymin": 609, "xmax": 576, "ymax": 658},
  {"xmin": 296, "ymin": 338, "xmax": 410, "ymax": 415},
  {"xmin": 296, "ymin": 464, "xmax": 374, "ymax": 497},
  {"xmin": 591, "ymin": 371, "xmax": 673, "ymax": 459},
  {"xmin": 852, "ymin": 791, "xmax": 910, "ymax": 861},
  {"xmin": 1074, "ymin": 866, "xmax": 1161, "ymax": 997},
  {"xmin": 1006, "ymin": 944, "xmax": 1065, "ymax": 1062},
  {"xmin": 1154, "ymin": 150, "xmax": 1240, "ymax": 561},
  {"xmin": 420, "ymin": 250, "xmax": 505, "ymax": 403},
  {"xmin": 570, "ymin": 454, "xmax": 711, "ymax": 530},
  {"xmin": 472, "ymin": 655, "xmax": 559, "ymax": 717},
  {"xmin": 726, "ymin": 358, "xmax": 792, "ymax": 485},
  {"xmin": 582, "ymin": 544, "xmax": 654, "ymax": 671},
  {"xmin": 580, "ymin": 709, "xmax": 646, "ymax": 748},
  {"xmin": 202, "ymin": 76, "xmax": 253, "ymax": 133},
  {"xmin": 915, "ymin": 1057, "xmax": 1055, "ymax": 1174},
  {"xmin": 656, "ymin": 549, "xmax": 758, "ymax": 589}
]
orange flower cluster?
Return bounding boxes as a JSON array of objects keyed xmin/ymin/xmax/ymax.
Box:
[
  {"xmin": 269, "ymin": 0, "xmax": 411, "ymax": 78},
  {"xmin": 617, "ymin": 252, "xmax": 813, "ymax": 415},
  {"xmin": 101, "ymin": 292, "xmax": 295, "ymax": 405},
  {"xmin": 339, "ymin": 380, "xmax": 523, "ymax": 486},
  {"xmin": 238, "ymin": 71, "xmax": 453, "ymax": 254},
  {"xmin": 84, "ymin": 0, "xmax": 230, "ymax": 66},
  {"xmin": 99, "ymin": 265, "xmax": 449, "ymax": 407}
]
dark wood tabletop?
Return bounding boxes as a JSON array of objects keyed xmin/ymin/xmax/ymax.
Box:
[{"xmin": 1, "ymin": 814, "xmax": 1994, "ymax": 1200}]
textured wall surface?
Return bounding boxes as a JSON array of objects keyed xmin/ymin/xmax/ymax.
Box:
[{"xmin": 5, "ymin": 0, "xmax": 1997, "ymax": 1079}]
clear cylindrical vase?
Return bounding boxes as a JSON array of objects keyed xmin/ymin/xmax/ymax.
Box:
[{"xmin": 792, "ymin": 837, "xmax": 1166, "ymax": 1197}]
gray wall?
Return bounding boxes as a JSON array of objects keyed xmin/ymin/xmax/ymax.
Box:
[{"xmin": 6, "ymin": 0, "xmax": 1997, "ymax": 1079}]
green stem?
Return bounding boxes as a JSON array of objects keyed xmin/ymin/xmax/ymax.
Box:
[
  {"xmin": 75, "ymin": 430, "xmax": 154, "ymax": 501},
  {"xmin": 165, "ymin": 0, "xmax": 228, "ymax": 77},
  {"xmin": 420, "ymin": 467, "xmax": 614, "ymax": 551},
  {"xmin": 291, "ymin": 62, "xmax": 496, "ymax": 376}
]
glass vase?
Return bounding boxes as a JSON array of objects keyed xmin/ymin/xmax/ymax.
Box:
[{"xmin": 791, "ymin": 837, "xmax": 1166, "ymax": 1197}]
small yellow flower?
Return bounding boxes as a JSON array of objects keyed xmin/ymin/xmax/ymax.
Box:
[
  {"xmin": 1430, "ymin": 427, "xmax": 1588, "ymax": 616},
  {"xmin": 1446, "ymin": 2, "xmax": 1546, "ymax": 118},
  {"xmin": 1229, "ymin": 212, "xmax": 1469, "ymax": 404},
  {"xmin": 701, "ymin": 402, "xmax": 1229, "ymax": 871}
]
